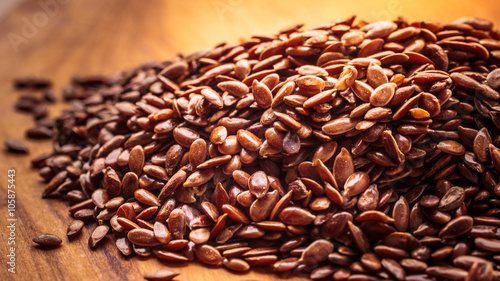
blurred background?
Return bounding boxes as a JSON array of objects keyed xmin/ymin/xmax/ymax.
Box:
[
  {"xmin": 2, "ymin": 0, "xmax": 500, "ymax": 80},
  {"xmin": 1, "ymin": 1, "xmax": 500, "ymax": 280}
]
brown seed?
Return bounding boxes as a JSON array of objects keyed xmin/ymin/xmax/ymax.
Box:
[
  {"xmin": 155, "ymin": 250, "xmax": 189, "ymax": 262},
  {"xmin": 201, "ymin": 88, "xmax": 223, "ymax": 108},
  {"xmin": 168, "ymin": 209, "xmax": 186, "ymax": 239},
  {"xmin": 210, "ymin": 126, "xmax": 227, "ymax": 145},
  {"xmin": 252, "ymin": 80, "xmax": 273, "ymax": 108},
  {"xmin": 33, "ymin": 234, "xmax": 62, "ymax": 246},
  {"xmin": 366, "ymin": 62, "xmax": 388, "ymax": 88},
  {"xmin": 200, "ymin": 201, "xmax": 219, "ymax": 222},
  {"xmin": 274, "ymin": 112, "xmax": 302, "ymax": 130},
  {"xmin": 270, "ymin": 190, "xmax": 292, "ymax": 221},
  {"xmin": 5, "ymin": 139, "xmax": 28, "ymax": 153},
  {"xmin": 115, "ymin": 237, "xmax": 132, "ymax": 256},
  {"xmin": 426, "ymin": 266, "xmax": 468, "ymax": 280},
  {"xmin": 475, "ymin": 237, "xmax": 500, "ymax": 252},
  {"xmin": 129, "ymin": 145, "xmax": 145, "ymax": 176},
  {"xmin": 237, "ymin": 129, "xmax": 262, "ymax": 152},
  {"xmin": 158, "ymin": 170, "xmax": 186, "ymax": 202},
  {"xmin": 361, "ymin": 252, "xmax": 381, "ymax": 272},
  {"xmin": 248, "ymin": 171, "xmax": 269, "ymax": 199},
  {"xmin": 450, "ymin": 72, "xmax": 485, "ymax": 91},
  {"xmin": 487, "ymin": 68, "xmax": 500, "ymax": 89},
  {"xmin": 357, "ymin": 210, "xmax": 395, "ymax": 223},
  {"xmin": 322, "ymin": 118, "xmax": 357, "ymax": 135},
  {"xmin": 117, "ymin": 202, "xmax": 136, "ymax": 221},
  {"xmin": 91, "ymin": 189, "xmax": 109, "ymax": 209},
  {"xmin": 381, "ymin": 258, "xmax": 406, "ymax": 281},
  {"xmin": 392, "ymin": 196, "xmax": 410, "ymax": 232},
  {"xmin": 297, "ymin": 75, "xmax": 325, "ymax": 95},
  {"xmin": 189, "ymin": 139, "xmax": 207, "ymax": 169},
  {"xmin": 400, "ymin": 258, "xmax": 427, "ymax": 272},
  {"xmin": 120, "ymin": 172, "xmax": 138, "ymax": 199},
  {"xmin": 312, "ymin": 140, "xmax": 337, "ymax": 163},
  {"xmin": 173, "ymin": 127, "xmax": 200, "ymax": 148},
  {"xmin": 336, "ymin": 66, "xmax": 358, "ymax": 91},
  {"xmin": 222, "ymin": 204, "xmax": 250, "ymax": 224},
  {"xmin": 343, "ymin": 172, "xmax": 370, "ymax": 197},
  {"xmin": 364, "ymin": 107, "xmax": 392, "ymax": 120},
  {"xmin": 89, "ymin": 225, "xmax": 109, "ymax": 248},
  {"xmin": 408, "ymin": 108, "xmax": 430, "ymax": 119},
  {"xmin": 218, "ymin": 135, "xmax": 241, "ymax": 155},
  {"xmin": 352, "ymin": 80, "xmax": 374, "ymax": 102},
  {"xmin": 299, "ymin": 239, "xmax": 334, "ymax": 266},
  {"xmin": 67, "ymin": 220, "xmax": 85, "ymax": 239},
  {"xmin": 383, "ymin": 130, "xmax": 405, "ymax": 164},
  {"xmin": 42, "ymin": 170, "xmax": 68, "ymax": 197},
  {"xmin": 357, "ymin": 184, "xmax": 379, "ymax": 212},
  {"xmin": 26, "ymin": 126, "xmax": 54, "ymax": 139},
  {"xmin": 249, "ymin": 190, "xmax": 279, "ymax": 222},
  {"xmin": 466, "ymin": 262, "xmax": 494, "ymax": 281},
  {"xmin": 363, "ymin": 21, "xmax": 398, "ymax": 38},
  {"xmin": 437, "ymin": 140, "xmax": 465, "ymax": 155},
  {"xmin": 103, "ymin": 168, "xmax": 121, "ymax": 198},
  {"xmin": 183, "ymin": 168, "xmax": 215, "ymax": 188},
  {"xmin": 134, "ymin": 189, "xmax": 160, "ymax": 206},
  {"xmin": 218, "ymin": 81, "xmax": 249, "ymax": 97},
  {"xmin": 223, "ymin": 258, "xmax": 250, "ymax": 272},
  {"xmin": 165, "ymin": 144, "xmax": 183, "ymax": 175},
  {"xmin": 283, "ymin": 130, "xmax": 300, "ymax": 154},
  {"xmin": 303, "ymin": 89, "xmax": 336, "ymax": 108},
  {"xmin": 195, "ymin": 244, "xmax": 223, "ymax": 265},
  {"xmin": 153, "ymin": 222, "xmax": 171, "ymax": 244},
  {"xmin": 245, "ymin": 254, "xmax": 278, "ymax": 266},
  {"xmin": 438, "ymin": 186, "xmax": 465, "ymax": 211},
  {"xmin": 382, "ymin": 232, "xmax": 421, "ymax": 251},
  {"xmin": 197, "ymin": 155, "xmax": 232, "ymax": 169},
  {"xmin": 370, "ymin": 83, "xmax": 396, "ymax": 107},
  {"xmin": 439, "ymin": 216, "xmax": 473, "ymax": 239},
  {"xmin": 474, "ymin": 127, "xmax": 492, "ymax": 162},
  {"xmin": 189, "ymin": 228, "xmax": 210, "ymax": 244},
  {"xmin": 279, "ymin": 207, "xmax": 315, "ymax": 226},
  {"xmin": 144, "ymin": 270, "xmax": 180, "ymax": 281},
  {"xmin": 333, "ymin": 147, "xmax": 354, "ymax": 187},
  {"xmin": 128, "ymin": 228, "xmax": 160, "ymax": 246},
  {"xmin": 272, "ymin": 257, "xmax": 299, "ymax": 272},
  {"xmin": 348, "ymin": 221, "xmax": 370, "ymax": 253}
]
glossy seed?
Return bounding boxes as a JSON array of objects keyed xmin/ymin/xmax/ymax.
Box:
[
  {"xmin": 195, "ymin": 244, "xmax": 223, "ymax": 265},
  {"xmin": 89, "ymin": 225, "xmax": 109, "ymax": 248},
  {"xmin": 299, "ymin": 239, "xmax": 334, "ymax": 266},
  {"xmin": 129, "ymin": 145, "xmax": 145, "ymax": 175},
  {"xmin": 343, "ymin": 172, "xmax": 370, "ymax": 197},
  {"xmin": 128, "ymin": 228, "xmax": 160, "ymax": 246},
  {"xmin": 144, "ymin": 270, "xmax": 180, "ymax": 281},
  {"xmin": 322, "ymin": 118, "xmax": 357, "ymax": 135},
  {"xmin": 437, "ymin": 140, "xmax": 465, "ymax": 155},
  {"xmin": 333, "ymin": 147, "xmax": 354, "ymax": 187},
  {"xmin": 252, "ymin": 80, "xmax": 273, "ymax": 108},
  {"xmin": 67, "ymin": 220, "xmax": 85, "ymax": 239},
  {"xmin": 33, "ymin": 234, "xmax": 62, "ymax": 246},
  {"xmin": 279, "ymin": 207, "xmax": 316, "ymax": 226},
  {"xmin": 370, "ymin": 83, "xmax": 396, "ymax": 107},
  {"xmin": 248, "ymin": 171, "xmax": 269, "ymax": 199}
]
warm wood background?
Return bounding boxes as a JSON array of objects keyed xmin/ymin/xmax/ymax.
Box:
[{"xmin": 1, "ymin": 1, "xmax": 500, "ymax": 280}]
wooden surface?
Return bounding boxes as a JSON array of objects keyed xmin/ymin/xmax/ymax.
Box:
[{"xmin": 1, "ymin": 1, "xmax": 500, "ymax": 280}]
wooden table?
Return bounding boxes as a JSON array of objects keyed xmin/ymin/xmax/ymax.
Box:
[{"xmin": 1, "ymin": 1, "xmax": 499, "ymax": 280}]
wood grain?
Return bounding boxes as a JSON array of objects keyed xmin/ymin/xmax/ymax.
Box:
[{"xmin": 0, "ymin": 1, "xmax": 499, "ymax": 280}]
